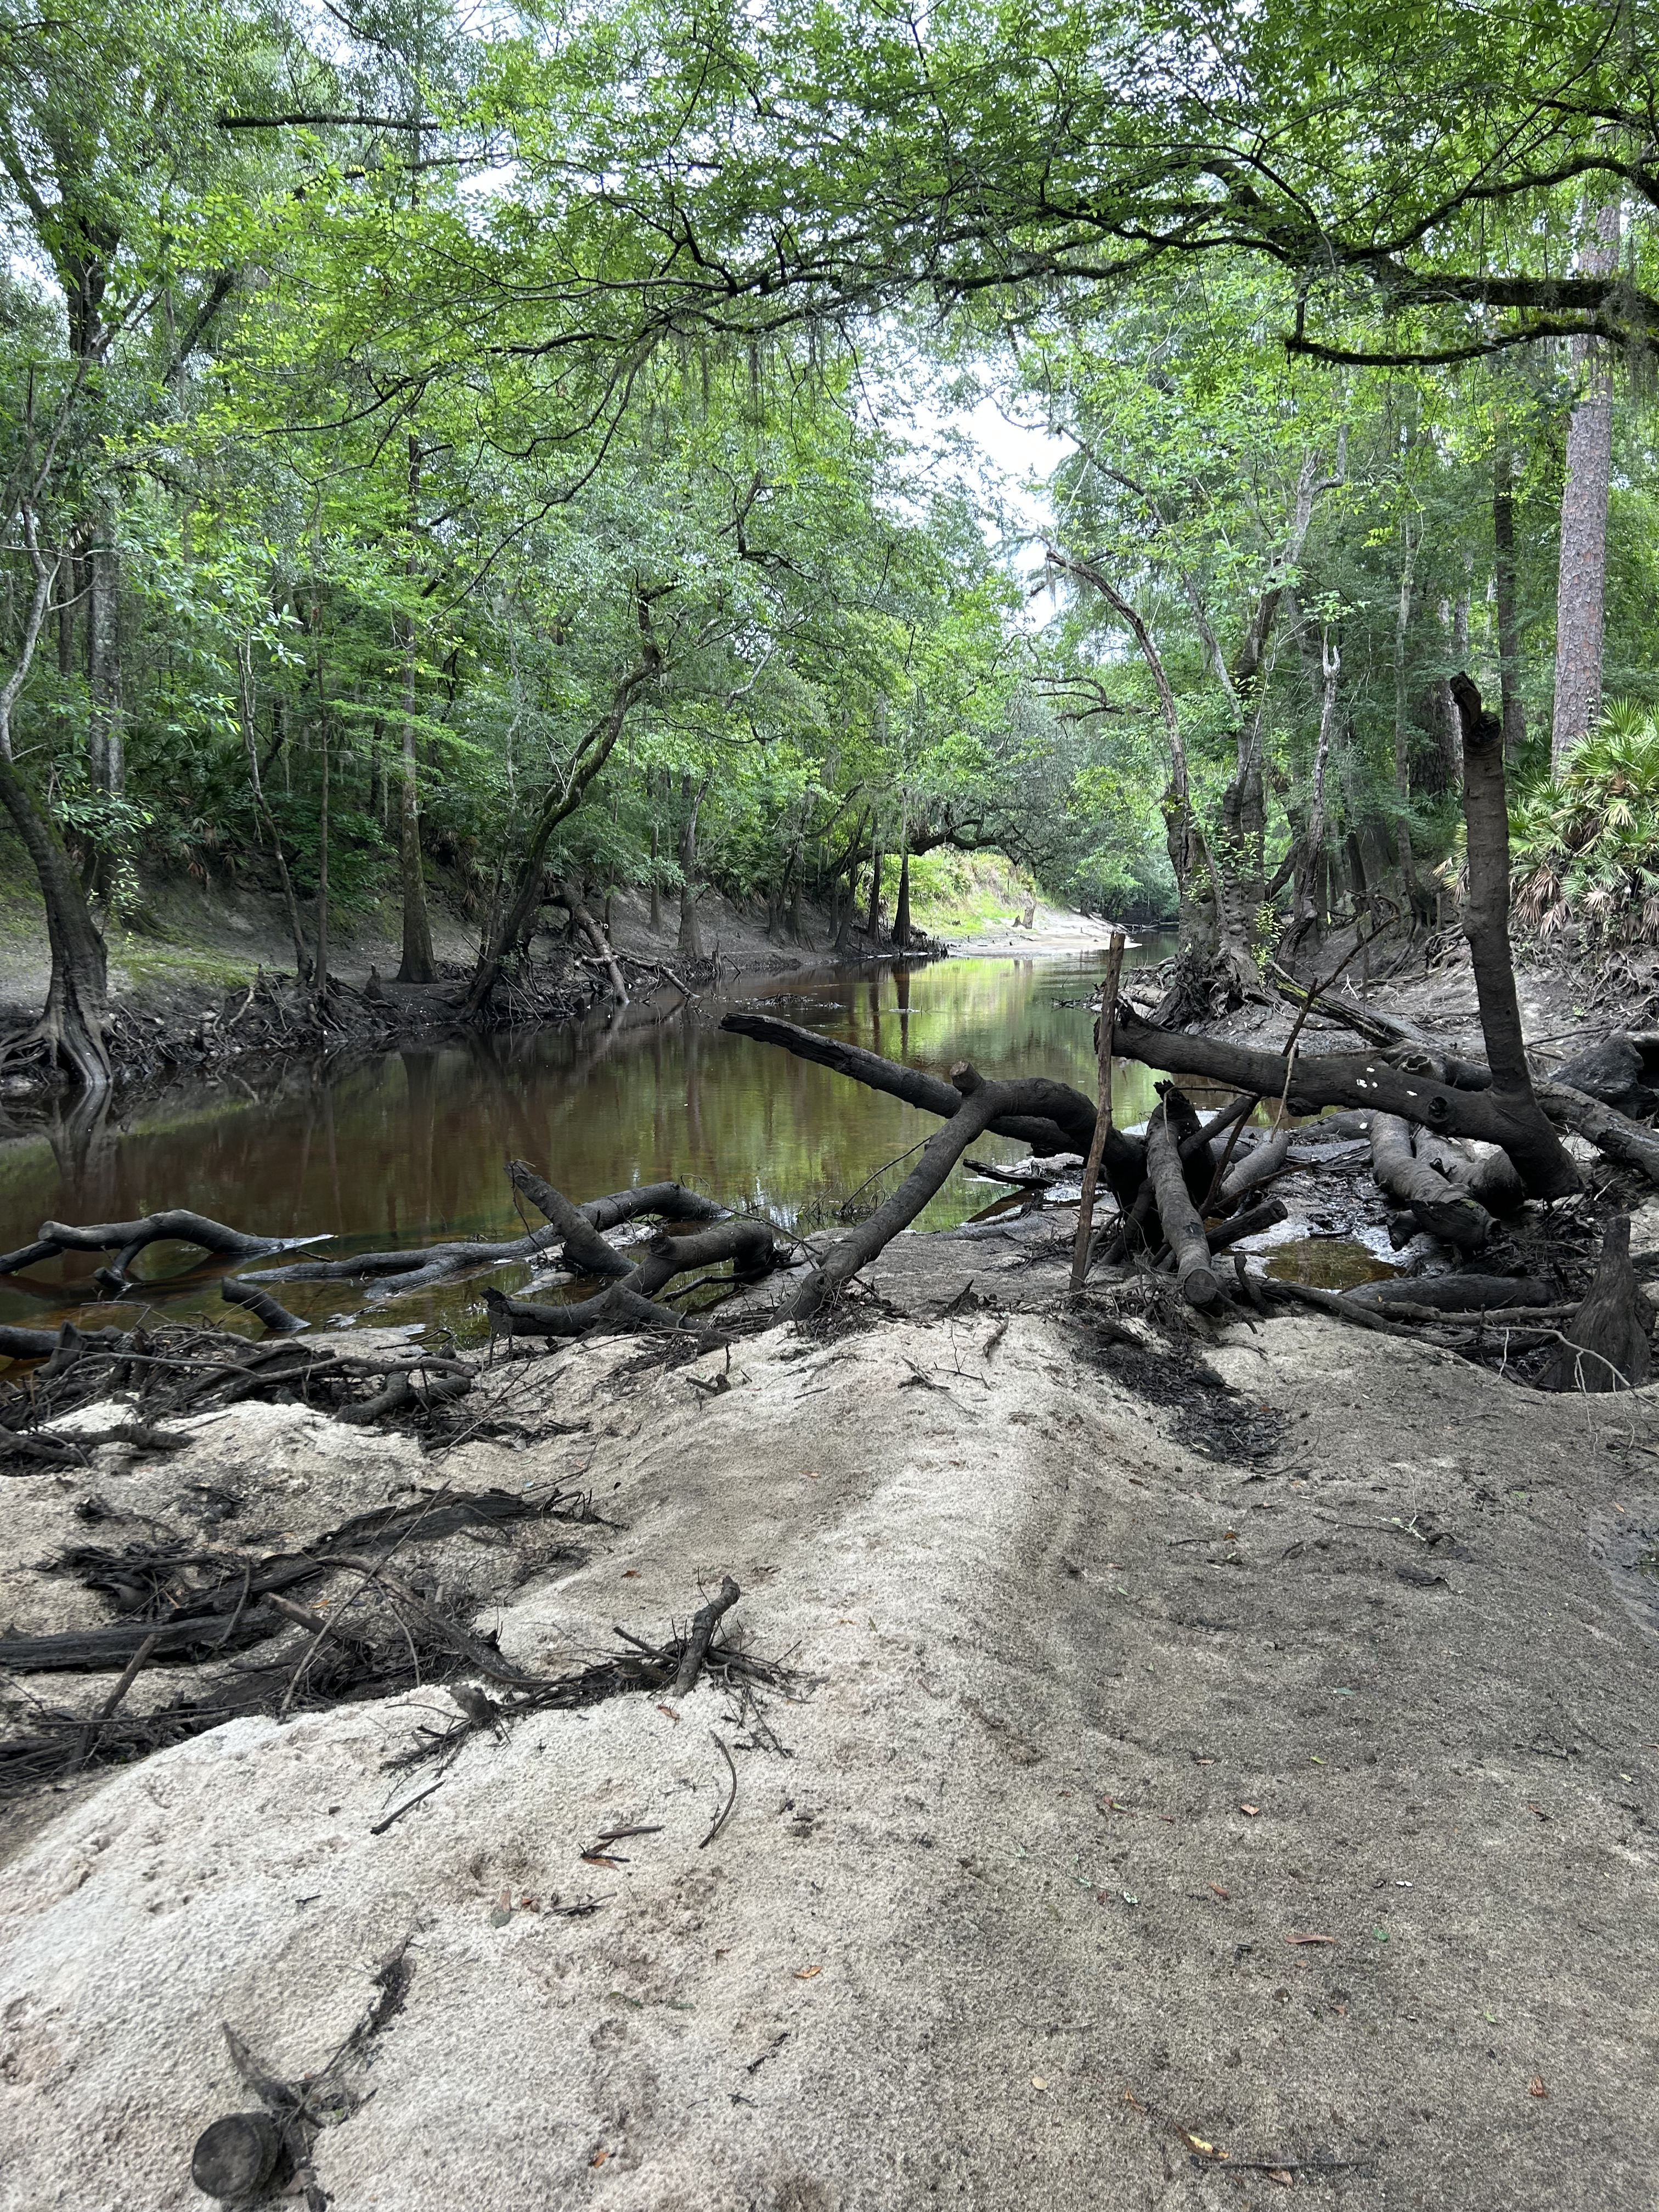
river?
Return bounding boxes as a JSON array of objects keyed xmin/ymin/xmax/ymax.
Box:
[{"xmin": 0, "ymin": 936, "xmax": 1290, "ymax": 1341}]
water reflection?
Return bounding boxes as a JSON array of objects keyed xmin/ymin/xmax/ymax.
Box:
[{"xmin": 0, "ymin": 942, "xmax": 1185, "ymax": 1336}]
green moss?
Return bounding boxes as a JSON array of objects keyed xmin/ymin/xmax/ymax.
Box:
[{"xmin": 109, "ymin": 939, "xmax": 259, "ymax": 993}]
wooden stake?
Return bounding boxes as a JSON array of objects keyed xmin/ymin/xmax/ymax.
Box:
[{"xmin": 1070, "ymin": 931, "xmax": 1127, "ymax": 1293}]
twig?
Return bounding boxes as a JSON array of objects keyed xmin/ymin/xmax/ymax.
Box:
[
  {"xmin": 671, "ymin": 1573, "xmax": 741, "ymax": 1698},
  {"xmin": 699, "ymin": 1731, "xmax": 738, "ymax": 1849},
  {"xmin": 369, "ymin": 1780, "xmax": 445, "ymax": 1835}
]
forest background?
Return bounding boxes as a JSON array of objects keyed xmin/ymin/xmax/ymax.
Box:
[{"xmin": 0, "ymin": 0, "xmax": 1655, "ymax": 1085}]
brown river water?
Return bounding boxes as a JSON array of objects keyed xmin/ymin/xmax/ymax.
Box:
[{"xmin": 0, "ymin": 939, "xmax": 1381, "ymax": 1345}]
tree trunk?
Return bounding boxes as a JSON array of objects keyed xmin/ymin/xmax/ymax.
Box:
[
  {"xmin": 397, "ymin": 447, "xmax": 436, "ymax": 984},
  {"xmin": 0, "ymin": 503, "xmax": 109, "ymax": 1088},
  {"xmin": 893, "ymin": 847, "xmax": 911, "ymax": 949},
  {"xmin": 1493, "ymin": 433, "xmax": 1526, "ymax": 762},
  {"xmin": 86, "ymin": 517, "xmax": 121, "ymax": 797},
  {"xmin": 236, "ymin": 645, "xmax": 310, "ymax": 981},
  {"xmin": 313, "ymin": 693, "xmax": 330, "ymax": 1009},
  {"xmin": 1392, "ymin": 522, "xmax": 1420, "ymax": 894},
  {"xmin": 0, "ymin": 753, "xmax": 109, "ymax": 1087},
  {"xmin": 1545, "ymin": 1214, "xmax": 1651, "ymax": 1392},
  {"xmin": 464, "ymin": 596, "xmax": 663, "ymax": 1015},
  {"xmin": 649, "ymin": 816, "xmax": 663, "ymax": 932},
  {"xmin": 1368, "ymin": 1113, "xmax": 1493, "ymax": 1251},
  {"xmin": 678, "ymin": 773, "xmax": 707, "ymax": 960},
  {"xmin": 560, "ymin": 877, "xmax": 628, "ymax": 1002},
  {"xmin": 1291, "ymin": 634, "xmax": 1338, "ymax": 930},
  {"xmin": 866, "ymin": 832, "xmax": 883, "ymax": 940},
  {"xmin": 1043, "ymin": 543, "xmax": 1209, "ymax": 950},
  {"xmin": 1551, "ymin": 203, "xmax": 1620, "ymax": 775},
  {"xmin": 1449, "ymin": 673, "xmax": 1581, "ymax": 1197}
]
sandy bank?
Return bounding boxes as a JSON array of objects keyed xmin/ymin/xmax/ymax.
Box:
[{"xmin": 2, "ymin": 1239, "xmax": 1656, "ymax": 2211}]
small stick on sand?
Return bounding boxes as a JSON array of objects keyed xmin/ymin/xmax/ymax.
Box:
[{"xmin": 672, "ymin": 1574, "xmax": 741, "ymax": 1699}]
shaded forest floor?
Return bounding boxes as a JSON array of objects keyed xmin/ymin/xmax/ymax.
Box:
[{"xmin": 1, "ymin": 1217, "xmax": 1655, "ymax": 2211}]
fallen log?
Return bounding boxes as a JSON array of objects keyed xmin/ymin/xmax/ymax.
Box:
[
  {"xmin": 1544, "ymin": 1215, "xmax": 1654, "ymax": 1392},
  {"xmin": 1203, "ymin": 1197, "xmax": 1288, "ymax": 1254},
  {"xmin": 1550, "ymin": 1030, "xmax": 1659, "ymax": 1119},
  {"xmin": 1368, "ymin": 1115, "xmax": 1493, "ymax": 1254},
  {"xmin": 1347, "ymin": 1275, "xmax": 1554, "ymax": 1313},
  {"xmin": 0, "ymin": 1605, "xmax": 293, "ymax": 1672},
  {"xmin": 1146, "ymin": 1088, "xmax": 1222, "ymax": 1310},
  {"xmin": 1414, "ymin": 1135, "xmax": 1526, "ymax": 1217},
  {"xmin": 220, "ymin": 1278, "xmax": 306, "ymax": 1334},
  {"xmin": 1272, "ymin": 986, "xmax": 1659, "ymax": 1192},
  {"xmin": 1536, "ymin": 1081, "xmax": 1659, "ymax": 1187},
  {"xmin": 1216, "ymin": 1127, "xmax": 1291, "ymax": 1211},
  {"xmin": 1110, "ymin": 1010, "xmax": 1651, "ymax": 1193},
  {"xmin": 0, "ymin": 1210, "xmax": 295, "ymax": 1285}
]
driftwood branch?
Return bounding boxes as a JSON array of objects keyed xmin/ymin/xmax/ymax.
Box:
[
  {"xmin": 0, "ymin": 1210, "xmax": 294, "ymax": 1284},
  {"xmin": 720, "ymin": 1009, "xmax": 1112, "ymax": 1160}
]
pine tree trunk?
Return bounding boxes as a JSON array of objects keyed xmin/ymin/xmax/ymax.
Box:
[{"xmin": 1551, "ymin": 203, "xmax": 1620, "ymax": 775}]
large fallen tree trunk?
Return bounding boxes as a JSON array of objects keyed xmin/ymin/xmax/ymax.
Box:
[{"xmin": 1269, "ymin": 980, "xmax": 1659, "ymax": 1189}]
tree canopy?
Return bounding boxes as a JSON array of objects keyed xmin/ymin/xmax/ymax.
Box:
[{"xmin": 0, "ymin": 0, "xmax": 1652, "ymax": 1077}]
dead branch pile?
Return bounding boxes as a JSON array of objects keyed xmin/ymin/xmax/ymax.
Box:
[
  {"xmin": 384, "ymin": 1575, "xmax": 793, "ymax": 1776},
  {"xmin": 0, "ymin": 1321, "xmax": 480, "ymax": 1465},
  {"xmin": 0, "ymin": 1482, "xmax": 602, "ymax": 1794},
  {"xmin": 710, "ymin": 676, "xmax": 1659, "ymax": 1392}
]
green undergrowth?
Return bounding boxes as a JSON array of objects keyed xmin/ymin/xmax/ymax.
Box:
[{"xmin": 900, "ymin": 850, "xmax": 1044, "ymax": 932}]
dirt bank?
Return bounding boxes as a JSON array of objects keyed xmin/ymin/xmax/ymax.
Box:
[{"xmin": 1, "ymin": 1227, "xmax": 1655, "ymax": 2211}]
